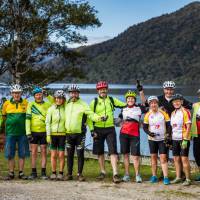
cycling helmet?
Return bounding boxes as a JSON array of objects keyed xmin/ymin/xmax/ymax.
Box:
[
  {"xmin": 33, "ymin": 87, "xmax": 42, "ymax": 95},
  {"xmin": 10, "ymin": 84, "xmax": 22, "ymax": 92},
  {"xmin": 54, "ymin": 90, "xmax": 66, "ymax": 98},
  {"xmin": 171, "ymin": 93, "xmax": 183, "ymax": 102},
  {"xmin": 68, "ymin": 84, "xmax": 80, "ymax": 92},
  {"xmin": 148, "ymin": 96, "xmax": 159, "ymax": 104},
  {"xmin": 96, "ymin": 81, "xmax": 108, "ymax": 90},
  {"xmin": 163, "ymin": 81, "xmax": 175, "ymax": 89},
  {"xmin": 125, "ymin": 90, "xmax": 137, "ymax": 99}
]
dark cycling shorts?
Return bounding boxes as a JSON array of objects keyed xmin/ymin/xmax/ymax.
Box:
[
  {"xmin": 93, "ymin": 127, "xmax": 117, "ymax": 155},
  {"xmin": 30, "ymin": 132, "xmax": 47, "ymax": 145},
  {"xmin": 120, "ymin": 134, "xmax": 140, "ymax": 156},
  {"xmin": 172, "ymin": 140, "xmax": 190, "ymax": 157},
  {"xmin": 50, "ymin": 135, "xmax": 66, "ymax": 151},
  {"xmin": 66, "ymin": 133, "xmax": 85, "ymax": 151},
  {"xmin": 148, "ymin": 140, "xmax": 167, "ymax": 154}
]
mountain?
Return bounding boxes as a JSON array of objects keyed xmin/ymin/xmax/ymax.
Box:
[{"xmin": 77, "ymin": 1, "xmax": 200, "ymax": 85}]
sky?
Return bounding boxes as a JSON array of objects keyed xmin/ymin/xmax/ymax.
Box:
[{"xmin": 71, "ymin": 0, "xmax": 199, "ymax": 47}]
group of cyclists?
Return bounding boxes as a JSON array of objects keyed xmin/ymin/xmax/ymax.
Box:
[{"xmin": 0, "ymin": 80, "xmax": 200, "ymax": 186}]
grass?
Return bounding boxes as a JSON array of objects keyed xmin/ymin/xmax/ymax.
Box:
[{"xmin": 0, "ymin": 151, "xmax": 199, "ymax": 182}]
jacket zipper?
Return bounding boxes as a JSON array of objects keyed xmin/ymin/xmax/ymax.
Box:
[
  {"xmin": 57, "ymin": 106, "xmax": 61, "ymax": 133},
  {"xmin": 103, "ymin": 98, "xmax": 106, "ymax": 128}
]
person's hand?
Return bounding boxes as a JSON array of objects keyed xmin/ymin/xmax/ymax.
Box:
[
  {"xmin": 91, "ymin": 131, "xmax": 98, "ymax": 139},
  {"xmin": 181, "ymin": 140, "xmax": 188, "ymax": 149},
  {"xmin": 136, "ymin": 80, "xmax": 143, "ymax": 92},
  {"xmin": 46, "ymin": 135, "xmax": 51, "ymax": 144},
  {"xmin": 27, "ymin": 134, "xmax": 33, "ymax": 143},
  {"xmin": 148, "ymin": 132, "xmax": 156, "ymax": 137},
  {"xmin": 101, "ymin": 115, "xmax": 108, "ymax": 122}
]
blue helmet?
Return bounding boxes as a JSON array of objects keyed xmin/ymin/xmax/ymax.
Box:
[{"xmin": 33, "ymin": 87, "xmax": 42, "ymax": 96}]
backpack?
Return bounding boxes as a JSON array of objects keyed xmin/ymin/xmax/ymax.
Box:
[{"xmin": 93, "ymin": 96, "xmax": 115, "ymax": 113}]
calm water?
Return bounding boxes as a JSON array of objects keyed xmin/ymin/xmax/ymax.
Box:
[{"xmin": 0, "ymin": 83, "xmax": 198, "ymax": 160}]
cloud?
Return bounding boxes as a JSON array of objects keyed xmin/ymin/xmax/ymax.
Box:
[{"xmin": 69, "ymin": 35, "xmax": 113, "ymax": 48}]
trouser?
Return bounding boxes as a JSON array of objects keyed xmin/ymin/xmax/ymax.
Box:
[
  {"xmin": 193, "ymin": 135, "xmax": 200, "ymax": 167},
  {"xmin": 66, "ymin": 133, "xmax": 85, "ymax": 175}
]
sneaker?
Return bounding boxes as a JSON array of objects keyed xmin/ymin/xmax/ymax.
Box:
[
  {"xmin": 136, "ymin": 175, "xmax": 142, "ymax": 183},
  {"xmin": 182, "ymin": 179, "xmax": 191, "ymax": 186},
  {"xmin": 18, "ymin": 172, "xmax": 28, "ymax": 180},
  {"xmin": 4, "ymin": 172, "xmax": 14, "ymax": 181},
  {"xmin": 195, "ymin": 175, "xmax": 200, "ymax": 182},
  {"xmin": 163, "ymin": 177, "xmax": 170, "ymax": 185},
  {"xmin": 171, "ymin": 177, "xmax": 182, "ymax": 184},
  {"xmin": 150, "ymin": 176, "xmax": 158, "ymax": 183},
  {"xmin": 28, "ymin": 173, "xmax": 37, "ymax": 180},
  {"xmin": 50, "ymin": 174, "xmax": 57, "ymax": 180},
  {"xmin": 77, "ymin": 174, "xmax": 85, "ymax": 182},
  {"xmin": 57, "ymin": 173, "xmax": 64, "ymax": 181},
  {"xmin": 122, "ymin": 175, "xmax": 130, "ymax": 182},
  {"xmin": 113, "ymin": 174, "xmax": 121, "ymax": 184},
  {"xmin": 41, "ymin": 174, "xmax": 48, "ymax": 180},
  {"xmin": 64, "ymin": 174, "xmax": 73, "ymax": 181},
  {"xmin": 96, "ymin": 172, "xmax": 106, "ymax": 180}
]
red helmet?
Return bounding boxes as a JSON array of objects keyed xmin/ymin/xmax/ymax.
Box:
[{"xmin": 96, "ymin": 81, "xmax": 108, "ymax": 90}]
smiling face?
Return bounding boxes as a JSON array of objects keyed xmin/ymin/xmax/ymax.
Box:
[
  {"xmin": 149, "ymin": 100, "xmax": 159, "ymax": 112},
  {"xmin": 34, "ymin": 92, "xmax": 43, "ymax": 103},
  {"xmin": 163, "ymin": 88, "xmax": 174, "ymax": 98},
  {"xmin": 11, "ymin": 92, "xmax": 22, "ymax": 102},
  {"xmin": 98, "ymin": 88, "xmax": 108, "ymax": 98},
  {"xmin": 172, "ymin": 99, "xmax": 183, "ymax": 109},
  {"xmin": 69, "ymin": 91, "xmax": 79, "ymax": 101},
  {"xmin": 126, "ymin": 96, "xmax": 135, "ymax": 106},
  {"xmin": 55, "ymin": 97, "xmax": 65, "ymax": 105}
]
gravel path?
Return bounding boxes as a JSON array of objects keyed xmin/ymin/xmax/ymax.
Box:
[{"xmin": 0, "ymin": 180, "xmax": 200, "ymax": 200}]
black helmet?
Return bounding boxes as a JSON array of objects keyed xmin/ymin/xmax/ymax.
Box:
[{"xmin": 171, "ymin": 93, "xmax": 183, "ymax": 102}]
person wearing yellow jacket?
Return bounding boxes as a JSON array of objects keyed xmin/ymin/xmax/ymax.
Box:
[
  {"xmin": 64, "ymin": 84, "xmax": 106, "ymax": 181},
  {"xmin": 46, "ymin": 90, "xmax": 66, "ymax": 181},
  {"xmin": 88, "ymin": 81, "xmax": 126, "ymax": 183},
  {"xmin": 26, "ymin": 87, "xmax": 53, "ymax": 180},
  {"xmin": 191, "ymin": 89, "xmax": 200, "ymax": 181}
]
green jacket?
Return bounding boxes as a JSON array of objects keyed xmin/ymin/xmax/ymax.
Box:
[
  {"xmin": 26, "ymin": 100, "xmax": 52, "ymax": 135},
  {"xmin": 46, "ymin": 104, "xmax": 66, "ymax": 136},
  {"xmin": 2, "ymin": 98, "xmax": 28, "ymax": 136},
  {"xmin": 89, "ymin": 96, "xmax": 126, "ymax": 128},
  {"xmin": 65, "ymin": 98, "xmax": 100, "ymax": 134},
  {"xmin": 191, "ymin": 102, "xmax": 200, "ymax": 137}
]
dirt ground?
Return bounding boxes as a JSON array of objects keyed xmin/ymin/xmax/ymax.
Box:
[{"xmin": 0, "ymin": 180, "xmax": 200, "ymax": 200}]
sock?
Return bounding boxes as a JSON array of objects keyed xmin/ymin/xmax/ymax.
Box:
[
  {"xmin": 59, "ymin": 171, "xmax": 63, "ymax": 175},
  {"xmin": 32, "ymin": 168, "xmax": 37, "ymax": 173},
  {"xmin": 52, "ymin": 171, "xmax": 56, "ymax": 175},
  {"xmin": 41, "ymin": 168, "xmax": 46, "ymax": 175}
]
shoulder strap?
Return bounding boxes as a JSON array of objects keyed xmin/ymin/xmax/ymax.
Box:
[
  {"xmin": 109, "ymin": 96, "xmax": 115, "ymax": 111},
  {"xmin": 93, "ymin": 97, "xmax": 98, "ymax": 113}
]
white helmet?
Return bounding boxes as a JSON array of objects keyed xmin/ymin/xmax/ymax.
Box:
[
  {"xmin": 163, "ymin": 81, "xmax": 175, "ymax": 89},
  {"xmin": 54, "ymin": 90, "xmax": 66, "ymax": 98},
  {"xmin": 10, "ymin": 84, "xmax": 23, "ymax": 92},
  {"xmin": 148, "ymin": 96, "xmax": 159, "ymax": 104},
  {"xmin": 68, "ymin": 84, "xmax": 80, "ymax": 92}
]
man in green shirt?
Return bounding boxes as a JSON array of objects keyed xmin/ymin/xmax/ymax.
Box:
[
  {"xmin": 65, "ymin": 84, "xmax": 106, "ymax": 181},
  {"xmin": 89, "ymin": 81, "xmax": 126, "ymax": 183},
  {"xmin": 26, "ymin": 87, "xmax": 52, "ymax": 180}
]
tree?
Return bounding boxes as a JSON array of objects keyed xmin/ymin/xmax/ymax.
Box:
[{"xmin": 0, "ymin": 0, "xmax": 101, "ymax": 86}]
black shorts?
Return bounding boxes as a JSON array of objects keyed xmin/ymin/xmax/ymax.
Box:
[
  {"xmin": 172, "ymin": 140, "xmax": 190, "ymax": 157},
  {"xmin": 120, "ymin": 134, "xmax": 140, "ymax": 156},
  {"xmin": 50, "ymin": 135, "xmax": 66, "ymax": 151},
  {"xmin": 148, "ymin": 140, "xmax": 167, "ymax": 154},
  {"xmin": 93, "ymin": 127, "xmax": 117, "ymax": 155},
  {"xmin": 31, "ymin": 132, "xmax": 47, "ymax": 145},
  {"xmin": 66, "ymin": 134, "xmax": 85, "ymax": 151}
]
